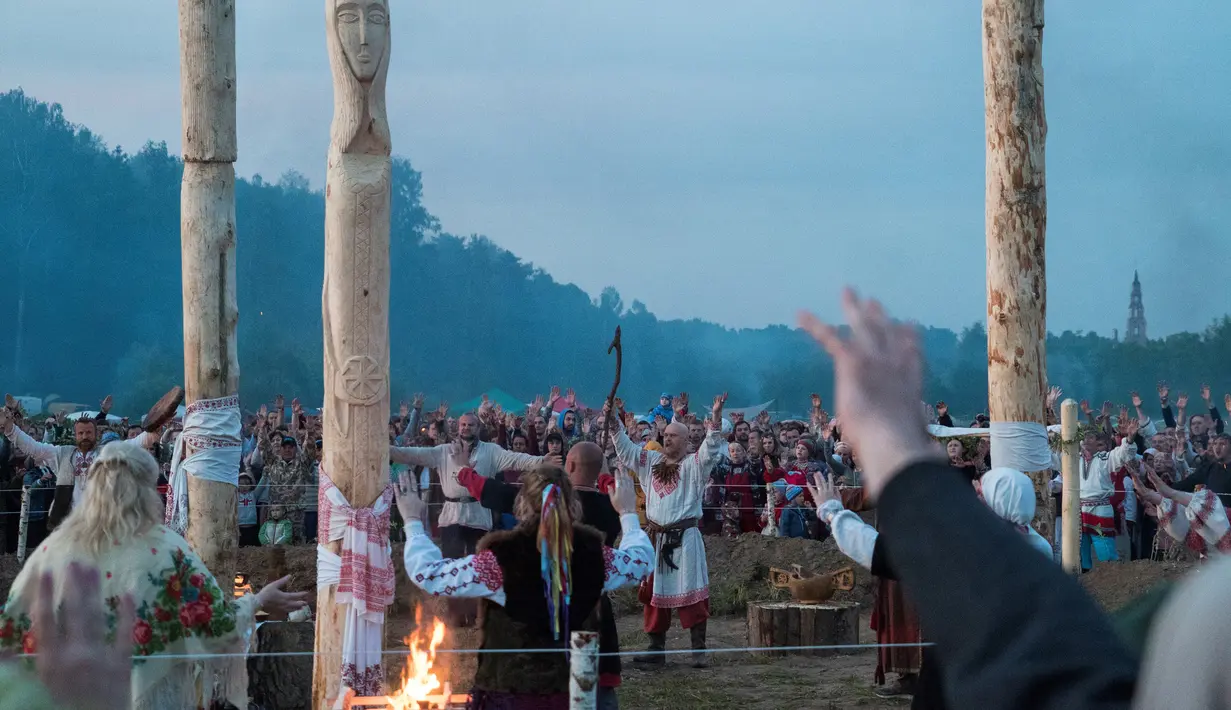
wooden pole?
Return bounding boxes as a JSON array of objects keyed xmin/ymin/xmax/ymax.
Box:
[
  {"xmin": 1059, "ymin": 399, "xmax": 1081, "ymax": 573},
  {"xmin": 16, "ymin": 486, "xmax": 29, "ymax": 564},
  {"xmin": 314, "ymin": 1, "xmax": 393, "ymax": 707},
  {"xmin": 982, "ymin": 0, "xmax": 1050, "ymax": 538},
  {"xmin": 569, "ymin": 631, "xmax": 599, "ymax": 710},
  {"xmin": 179, "ymin": 0, "xmax": 239, "ymax": 583}
]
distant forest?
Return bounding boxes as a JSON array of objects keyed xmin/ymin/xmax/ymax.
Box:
[{"xmin": 3, "ymin": 88, "xmax": 1230, "ymax": 418}]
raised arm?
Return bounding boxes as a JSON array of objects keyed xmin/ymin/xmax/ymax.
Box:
[
  {"xmin": 389, "ymin": 443, "xmax": 446, "ymax": 468},
  {"xmin": 1, "ymin": 420, "xmax": 57, "ymax": 468},
  {"xmin": 403, "ymin": 519, "xmax": 508, "ymax": 603},
  {"xmin": 491, "ymin": 445, "xmax": 547, "ymax": 472},
  {"xmin": 610, "ymin": 422, "xmax": 660, "ymax": 483},
  {"xmin": 602, "ymin": 513, "xmax": 654, "ymax": 593}
]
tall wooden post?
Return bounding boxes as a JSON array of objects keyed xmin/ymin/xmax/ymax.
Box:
[
  {"xmin": 179, "ymin": 0, "xmax": 239, "ymax": 582},
  {"xmin": 314, "ymin": 1, "xmax": 394, "ymax": 707},
  {"xmin": 983, "ymin": 0, "xmax": 1050, "ymax": 538},
  {"xmin": 1059, "ymin": 399, "xmax": 1081, "ymax": 573}
]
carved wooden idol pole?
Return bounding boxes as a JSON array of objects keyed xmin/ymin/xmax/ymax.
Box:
[
  {"xmin": 179, "ymin": 0, "xmax": 240, "ymax": 583},
  {"xmin": 313, "ymin": 1, "xmax": 394, "ymax": 707},
  {"xmin": 982, "ymin": 0, "xmax": 1051, "ymax": 539}
]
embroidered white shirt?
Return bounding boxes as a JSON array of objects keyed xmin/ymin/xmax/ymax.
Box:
[{"xmin": 402, "ymin": 514, "xmax": 654, "ymax": 605}]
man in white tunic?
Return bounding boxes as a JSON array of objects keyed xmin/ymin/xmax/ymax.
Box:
[{"xmin": 608, "ymin": 393, "xmax": 727, "ymax": 668}]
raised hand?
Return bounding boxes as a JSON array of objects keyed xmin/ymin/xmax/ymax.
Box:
[
  {"xmin": 623, "ymin": 412, "xmax": 636, "ymax": 430},
  {"xmin": 676, "ymin": 392, "xmax": 689, "ymax": 413},
  {"xmin": 399, "ymin": 400, "xmax": 410, "ymax": 419},
  {"xmin": 1118, "ymin": 404, "xmax": 1130, "ymax": 425},
  {"xmin": 34, "ymin": 562, "xmax": 136, "ymax": 710},
  {"xmin": 394, "ymin": 472, "xmax": 427, "ymax": 525},
  {"xmin": 654, "ymin": 414, "xmax": 668, "ymax": 433},
  {"xmin": 712, "ymin": 393, "xmax": 728, "ymax": 423},
  {"xmin": 257, "ymin": 404, "xmax": 269, "ymax": 422},
  {"xmin": 1100, "ymin": 401, "xmax": 1113, "ymax": 418},
  {"xmin": 1046, "ymin": 386, "xmax": 1063, "ymax": 409},
  {"xmin": 548, "ymin": 386, "xmax": 561, "ymax": 405},
  {"xmin": 1224, "ymin": 392, "xmax": 1231, "ymax": 414},
  {"xmin": 292, "ymin": 397, "xmax": 303, "ymax": 413},
  {"xmin": 1080, "ymin": 399, "xmax": 1091, "ymax": 415},
  {"xmin": 1201, "ymin": 384, "xmax": 1212, "ymax": 403},
  {"xmin": 437, "ymin": 401, "xmax": 450, "ymax": 418},
  {"xmin": 99, "ymin": 394, "xmax": 113, "ymax": 414},
  {"xmin": 1177, "ymin": 392, "xmax": 1189, "ymax": 409},
  {"xmin": 797, "ymin": 291, "xmax": 937, "ymax": 498},
  {"xmin": 614, "ymin": 397, "xmax": 624, "ymax": 411},
  {"xmin": 1157, "ymin": 381, "xmax": 1170, "ymax": 403},
  {"xmin": 565, "ymin": 388, "xmax": 577, "ymax": 407},
  {"xmin": 1130, "ymin": 391, "xmax": 1142, "ymax": 409},
  {"xmin": 275, "ymin": 394, "xmax": 285, "ymax": 410},
  {"xmin": 811, "ymin": 393, "xmax": 822, "ymax": 411},
  {"xmin": 531, "ymin": 395, "xmax": 545, "ymax": 413},
  {"xmin": 731, "ymin": 411, "xmax": 745, "ymax": 424},
  {"xmin": 607, "ymin": 471, "xmax": 637, "ymax": 515},
  {"xmin": 412, "ymin": 393, "xmax": 425, "ymax": 410},
  {"xmin": 505, "ymin": 413, "xmax": 518, "ymax": 430}
]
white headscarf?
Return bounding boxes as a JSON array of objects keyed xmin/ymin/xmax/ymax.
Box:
[{"xmin": 982, "ymin": 467, "xmax": 1054, "ymax": 558}]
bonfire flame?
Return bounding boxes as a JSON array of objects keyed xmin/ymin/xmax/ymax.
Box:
[{"xmin": 386, "ymin": 608, "xmax": 448, "ymax": 710}]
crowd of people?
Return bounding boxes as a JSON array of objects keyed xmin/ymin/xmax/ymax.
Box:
[{"xmin": 2, "ymin": 298, "xmax": 1231, "ymax": 707}]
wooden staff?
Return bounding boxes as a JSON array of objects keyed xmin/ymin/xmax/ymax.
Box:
[{"xmin": 602, "ymin": 326, "xmax": 622, "ymax": 443}]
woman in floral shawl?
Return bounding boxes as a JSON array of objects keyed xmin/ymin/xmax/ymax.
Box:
[{"xmin": 0, "ymin": 440, "xmax": 307, "ymax": 710}]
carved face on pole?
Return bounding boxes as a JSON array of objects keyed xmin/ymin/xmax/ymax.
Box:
[{"xmin": 334, "ymin": 1, "xmax": 388, "ymax": 83}]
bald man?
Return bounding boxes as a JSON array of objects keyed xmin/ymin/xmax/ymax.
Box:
[{"xmin": 608, "ymin": 395, "xmax": 728, "ymax": 668}]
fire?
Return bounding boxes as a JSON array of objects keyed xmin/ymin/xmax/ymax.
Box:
[{"xmin": 386, "ymin": 609, "xmax": 448, "ymax": 710}]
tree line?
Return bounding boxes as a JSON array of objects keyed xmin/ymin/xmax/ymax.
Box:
[{"xmin": 2, "ymin": 88, "xmax": 1229, "ymax": 418}]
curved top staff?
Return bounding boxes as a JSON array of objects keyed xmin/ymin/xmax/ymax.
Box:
[{"xmin": 602, "ymin": 326, "xmax": 622, "ymax": 445}]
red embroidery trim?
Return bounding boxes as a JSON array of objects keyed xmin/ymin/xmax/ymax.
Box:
[{"xmin": 471, "ymin": 550, "xmax": 504, "ymax": 591}]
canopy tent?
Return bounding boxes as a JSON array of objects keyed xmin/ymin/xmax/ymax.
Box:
[{"xmin": 453, "ymin": 389, "xmax": 527, "ymax": 415}]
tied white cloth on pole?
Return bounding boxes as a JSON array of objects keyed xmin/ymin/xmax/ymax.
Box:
[
  {"xmin": 316, "ymin": 467, "xmax": 394, "ymax": 708},
  {"xmin": 164, "ymin": 395, "xmax": 242, "ymax": 535},
  {"xmin": 989, "ymin": 421, "xmax": 1054, "ymax": 472}
]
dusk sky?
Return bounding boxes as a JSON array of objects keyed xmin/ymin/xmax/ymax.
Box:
[{"xmin": 3, "ymin": 1, "xmax": 1228, "ymax": 336}]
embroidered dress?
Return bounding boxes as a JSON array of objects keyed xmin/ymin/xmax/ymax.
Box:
[
  {"xmin": 610, "ymin": 424, "xmax": 724, "ymax": 609},
  {"xmin": 0, "ymin": 524, "xmax": 259, "ymax": 710}
]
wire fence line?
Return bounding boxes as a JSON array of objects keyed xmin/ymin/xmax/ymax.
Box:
[{"xmin": 15, "ymin": 641, "xmax": 933, "ymax": 662}]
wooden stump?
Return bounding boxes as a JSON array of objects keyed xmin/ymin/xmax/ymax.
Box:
[
  {"xmin": 249, "ymin": 621, "xmax": 315, "ymax": 710},
  {"xmin": 746, "ymin": 601, "xmax": 859, "ymax": 657}
]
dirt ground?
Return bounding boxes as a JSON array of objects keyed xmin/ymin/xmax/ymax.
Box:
[{"xmin": 0, "ymin": 534, "xmax": 1195, "ymax": 709}]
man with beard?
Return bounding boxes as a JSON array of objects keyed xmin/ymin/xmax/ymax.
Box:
[
  {"xmin": 0, "ymin": 396, "xmax": 139, "ymax": 528},
  {"xmin": 391, "ymin": 412, "xmax": 560, "ymax": 561},
  {"xmin": 608, "ymin": 394, "xmax": 728, "ymax": 668}
]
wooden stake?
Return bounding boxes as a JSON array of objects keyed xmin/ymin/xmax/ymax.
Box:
[
  {"xmin": 569, "ymin": 631, "xmax": 599, "ymax": 710},
  {"xmin": 1059, "ymin": 399, "xmax": 1081, "ymax": 573},
  {"xmin": 314, "ymin": 1, "xmax": 394, "ymax": 706},
  {"xmin": 179, "ymin": 0, "xmax": 239, "ymax": 584},
  {"xmin": 983, "ymin": 0, "xmax": 1049, "ymax": 538}
]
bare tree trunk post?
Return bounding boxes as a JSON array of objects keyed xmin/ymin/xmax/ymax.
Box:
[
  {"xmin": 983, "ymin": 0, "xmax": 1050, "ymax": 538},
  {"xmin": 1059, "ymin": 399, "xmax": 1081, "ymax": 573},
  {"xmin": 313, "ymin": 2, "xmax": 394, "ymax": 707},
  {"xmin": 179, "ymin": 0, "xmax": 240, "ymax": 584}
]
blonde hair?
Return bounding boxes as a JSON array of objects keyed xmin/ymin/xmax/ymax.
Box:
[
  {"xmin": 513, "ymin": 466, "xmax": 582, "ymax": 529},
  {"xmin": 57, "ymin": 441, "xmax": 164, "ymax": 556}
]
